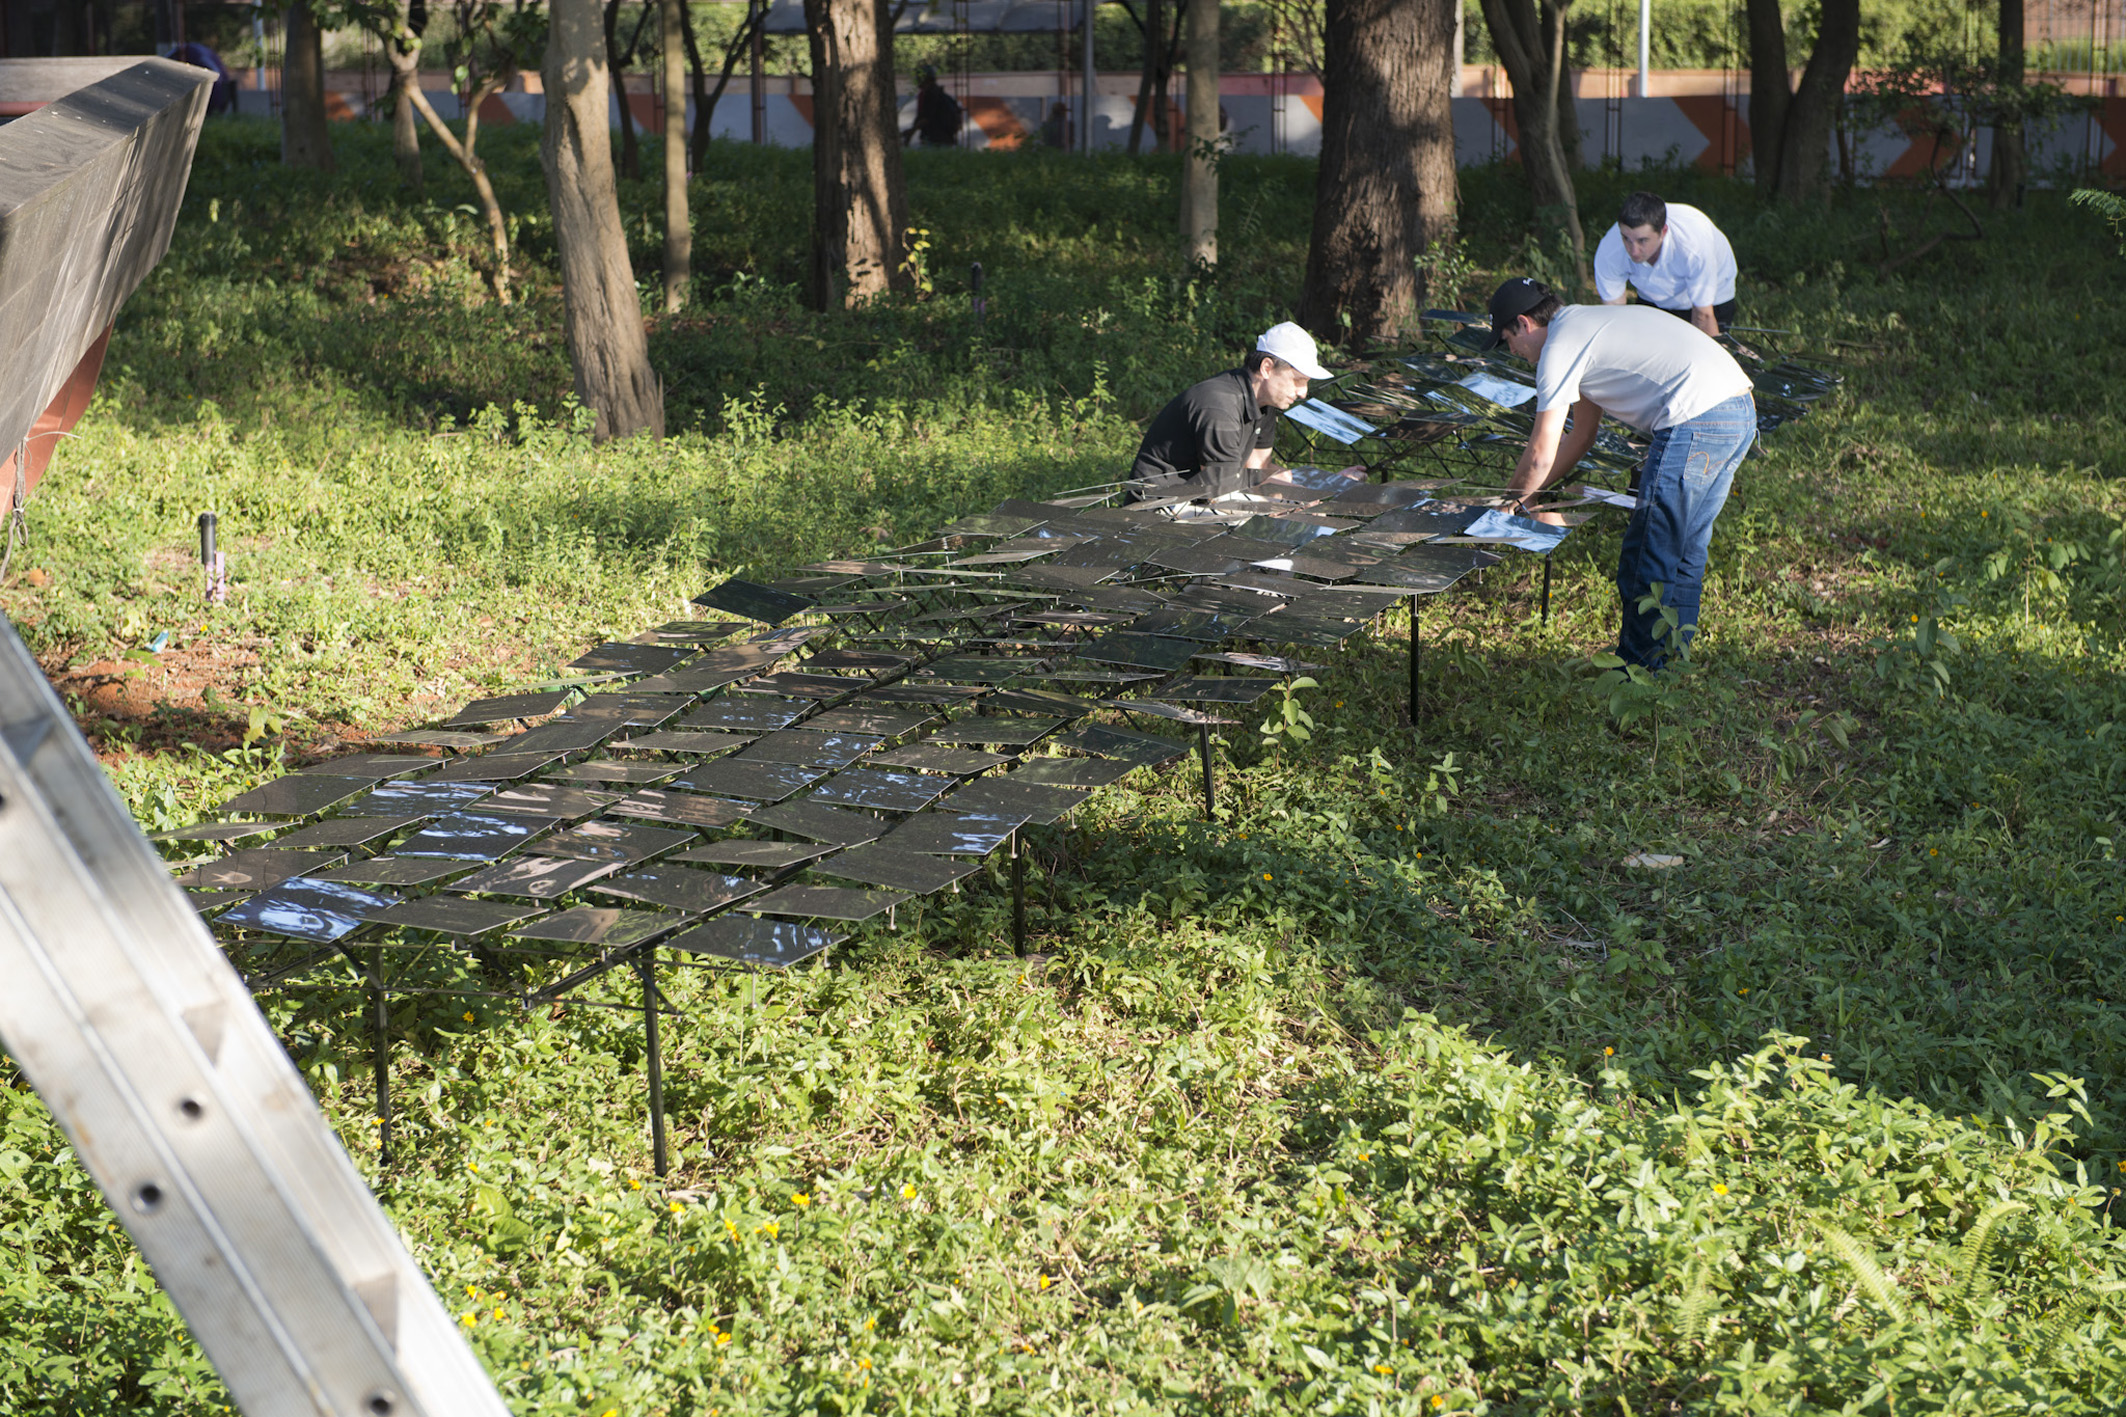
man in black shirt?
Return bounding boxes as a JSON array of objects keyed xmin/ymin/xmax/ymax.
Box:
[{"xmin": 1127, "ymin": 322, "xmax": 1333, "ymax": 503}]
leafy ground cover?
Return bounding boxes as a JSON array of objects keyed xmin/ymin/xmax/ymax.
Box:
[{"xmin": 2, "ymin": 120, "xmax": 2125, "ymax": 1414}]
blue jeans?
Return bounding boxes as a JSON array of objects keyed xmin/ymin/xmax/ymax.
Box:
[{"xmin": 1615, "ymin": 393, "xmax": 1755, "ymax": 667}]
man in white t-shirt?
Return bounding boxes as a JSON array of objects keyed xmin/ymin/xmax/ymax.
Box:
[
  {"xmin": 1482, "ymin": 276, "xmax": 1757, "ymax": 668},
  {"xmin": 1593, "ymin": 191, "xmax": 1738, "ymax": 338}
]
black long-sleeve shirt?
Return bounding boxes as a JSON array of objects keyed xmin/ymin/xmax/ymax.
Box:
[{"xmin": 1127, "ymin": 368, "xmax": 1276, "ymax": 501}]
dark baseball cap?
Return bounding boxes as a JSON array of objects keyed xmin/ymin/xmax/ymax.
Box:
[{"xmin": 1481, "ymin": 277, "xmax": 1555, "ymax": 351}]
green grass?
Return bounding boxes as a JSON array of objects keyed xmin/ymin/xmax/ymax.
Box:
[{"xmin": 4, "ymin": 118, "xmax": 2126, "ymax": 1414}]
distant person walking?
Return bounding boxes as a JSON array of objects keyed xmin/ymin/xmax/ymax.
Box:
[
  {"xmin": 1593, "ymin": 191, "xmax": 1739, "ymax": 338},
  {"xmin": 905, "ymin": 65, "xmax": 963, "ymax": 148}
]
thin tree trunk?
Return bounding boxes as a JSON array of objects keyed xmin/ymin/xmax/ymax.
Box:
[
  {"xmin": 1548, "ymin": 3, "xmax": 1580, "ymax": 172},
  {"xmin": 386, "ymin": 0, "xmax": 424, "ymax": 191},
  {"xmin": 1745, "ymin": 0, "xmax": 1791, "ymax": 195},
  {"xmin": 1180, "ymin": 0, "xmax": 1217, "ymax": 264},
  {"xmin": 607, "ymin": 0, "xmax": 642, "ymax": 180},
  {"xmin": 1989, "ymin": 0, "xmax": 2025, "ymax": 209},
  {"xmin": 544, "ymin": 0, "xmax": 666, "ymax": 440},
  {"xmin": 1127, "ymin": 0, "xmax": 1164, "ymax": 155},
  {"xmin": 1300, "ymin": 0, "xmax": 1457, "ymax": 344},
  {"xmin": 404, "ymin": 79, "xmax": 515, "ymax": 302},
  {"xmin": 686, "ymin": 0, "xmax": 763, "ymax": 172},
  {"xmin": 662, "ymin": 0, "xmax": 691, "ymax": 312},
  {"xmin": 1772, "ymin": 0, "xmax": 1858, "ymax": 204},
  {"xmin": 282, "ymin": 5, "xmax": 336, "ymax": 171},
  {"xmin": 804, "ymin": 0, "xmax": 911, "ymax": 309},
  {"xmin": 1478, "ymin": 0, "xmax": 1584, "ymax": 260}
]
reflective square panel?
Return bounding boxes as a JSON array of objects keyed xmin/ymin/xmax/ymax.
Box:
[
  {"xmin": 804, "ymin": 649, "xmax": 915, "ymax": 672},
  {"xmin": 1051, "ymin": 723, "xmax": 1190, "ymax": 766},
  {"xmin": 542, "ymin": 760, "xmax": 683, "ymax": 785},
  {"xmin": 565, "ymin": 691, "xmax": 688, "ymax": 728},
  {"xmin": 692, "ymin": 578, "xmax": 817, "ymax": 625},
  {"xmin": 177, "ymin": 849, "xmax": 349, "ymax": 891},
  {"xmin": 805, "ymin": 769, "xmax": 949, "ymax": 814},
  {"xmin": 767, "ymin": 573, "xmax": 859, "ymax": 597},
  {"xmin": 746, "ymin": 884, "xmax": 910, "ymax": 922},
  {"xmin": 936, "ymin": 778, "xmax": 1087, "ymax": 825},
  {"xmin": 1153, "ymin": 675, "xmax": 1279, "ymax": 704},
  {"xmin": 803, "ymin": 706, "xmax": 939, "ymax": 738},
  {"xmin": 810, "ymin": 845, "xmax": 981, "ymax": 895},
  {"xmin": 605, "ymin": 790, "xmax": 753, "ymax": 830},
  {"xmin": 313, "ymin": 856, "xmax": 469, "ymax": 888},
  {"xmin": 1009, "ymin": 757, "xmax": 1138, "ymax": 789},
  {"xmin": 670, "ymin": 840, "xmax": 838, "ymax": 872},
  {"xmin": 478, "ymin": 783, "xmax": 623, "ymax": 820},
  {"xmin": 624, "ymin": 667, "xmax": 754, "ymax": 696},
  {"xmin": 1251, "ymin": 615, "xmax": 1361, "ymax": 646},
  {"xmin": 874, "ymin": 811, "xmax": 1029, "ymax": 857},
  {"xmin": 149, "ymin": 820, "xmax": 280, "ymax": 845},
  {"xmin": 867, "ymin": 743, "xmax": 1013, "ymax": 776},
  {"xmin": 678, "ymin": 699, "xmax": 809, "ymax": 735},
  {"xmin": 939, "ymin": 512, "xmax": 1046, "ymax": 537},
  {"xmin": 665, "ymin": 915, "xmax": 841, "ymax": 970},
  {"xmin": 1251, "ymin": 555, "xmax": 1362, "ymax": 583},
  {"xmin": 369, "ymin": 897, "xmax": 545, "ymax": 938},
  {"xmin": 215, "ymin": 877, "xmax": 404, "ymax": 944},
  {"xmin": 1117, "ymin": 699, "xmax": 1236, "ymax": 727},
  {"xmin": 291, "ymin": 753, "xmax": 438, "ymax": 780},
  {"xmin": 567, "ymin": 642, "xmax": 697, "ymax": 676},
  {"xmin": 271, "ymin": 815, "xmax": 425, "ymax": 850},
  {"xmin": 529, "ymin": 819, "xmax": 694, "ymax": 864},
  {"xmin": 983, "ymin": 687, "xmax": 1102, "ymax": 718},
  {"xmin": 1005, "ymin": 564, "xmax": 1118, "ymax": 590},
  {"xmin": 643, "ymin": 619, "xmax": 747, "ymax": 643},
  {"xmin": 1131, "ymin": 608, "xmax": 1262, "ymax": 641},
  {"xmin": 422, "ymin": 751, "xmax": 566, "ymax": 783},
  {"xmin": 744, "ymin": 800, "xmax": 886, "ymax": 846},
  {"xmin": 591, "ymin": 866, "xmax": 767, "ymax": 914},
  {"xmin": 395, "ymin": 811, "xmax": 547, "ymax": 860},
  {"xmin": 920, "ymin": 657, "xmax": 1049, "ymax": 684},
  {"xmin": 342, "ymin": 780, "xmax": 496, "ymax": 818},
  {"xmin": 1192, "ymin": 650, "xmax": 1326, "ymax": 674},
  {"xmin": 732, "ymin": 672, "xmax": 863, "ymax": 699},
  {"xmin": 738, "ymin": 730, "xmax": 882, "ymax": 768},
  {"xmin": 1078, "ymin": 633, "xmax": 1197, "ymax": 673},
  {"xmin": 857, "ymin": 683, "xmax": 989, "ymax": 706},
  {"xmin": 217, "ymin": 775, "xmax": 374, "ymax": 819},
  {"xmin": 447, "ymin": 854, "xmax": 624, "ymax": 900},
  {"xmin": 368, "ymin": 728, "xmax": 513, "ymax": 751},
  {"xmin": 496, "ymin": 719, "xmax": 617, "ymax": 755},
  {"xmin": 1146, "ymin": 546, "xmax": 1247, "ymax": 577},
  {"xmin": 922, "ymin": 717, "xmax": 1065, "ymax": 748},
  {"xmin": 667, "ymin": 759, "xmax": 825, "ymax": 803},
  {"xmin": 441, "ymin": 690, "xmax": 576, "ymax": 726},
  {"xmin": 509, "ymin": 906, "xmax": 691, "ymax": 948},
  {"xmin": 611, "ymin": 730, "xmax": 753, "ymax": 756}
]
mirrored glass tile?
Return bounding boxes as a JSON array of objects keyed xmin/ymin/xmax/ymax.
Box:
[
  {"xmin": 611, "ymin": 730, "xmax": 753, "ymax": 756},
  {"xmin": 857, "ymin": 683, "xmax": 988, "ymax": 706},
  {"xmin": 271, "ymin": 815, "xmax": 424, "ymax": 850},
  {"xmin": 567, "ymin": 642, "xmax": 697, "ymax": 676},
  {"xmin": 625, "ymin": 667, "xmax": 755, "ymax": 695},
  {"xmin": 370, "ymin": 897, "xmax": 546, "ymax": 937},
  {"xmin": 1078, "ymin": 633, "xmax": 1197, "ymax": 672},
  {"xmin": 592, "ymin": 867, "xmax": 767, "ymax": 914},
  {"xmin": 1050, "ymin": 723, "xmax": 1189, "ymax": 766},
  {"xmin": 732, "ymin": 671, "xmax": 865, "ymax": 699},
  {"xmin": 679, "ymin": 699, "xmax": 809, "ymax": 734},
  {"xmin": 343, "ymin": 780, "xmax": 496, "ymax": 818},
  {"xmin": 670, "ymin": 840, "xmax": 838, "ymax": 872},
  {"xmin": 149, "ymin": 820, "xmax": 280, "ymax": 845},
  {"xmin": 1145, "ymin": 546, "xmax": 1247, "ymax": 577},
  {"xmin": 666, "ymin": 915, "xmax": 841, "ymax": 969},
  {"xmin": 1252, "ymin": 615, "xmax": 1364, "ymax": 645},
  {"xmin": 1054, "ymin": 585, "xmax": 1169, "ymax": 616},
  {"xmin": 746, "ymin": 884, "xmax": 909, "ymax": 922},
  {"xmin": 509, "ymin": 906, "xmax": 690, "ymax": 947},
  {"xmin": 499, "ymin": 720, "xmax": 618, "ymax": 755},
  {"xmin": 692, "ymin": 578, "xmax": 816, "ymax": 625},
  {"xmin": 447, "ymin": 854, "xmax": 624, "ymax": 900},
  {"xmin": 922, "ymin": 717, "xmax": 1064, "ymax": 748},
  {"xmin": 1192, "ymin": 650, "xmax": 1325, "ymax": 674},
  {"xmin": 215, "ymin": 877, "xmax": 404, "ymax": 944},
  {"xmin": 423, "ymin": 751, "xmax": 565, "ymax": 783},
  {"xmin": 919, "ymin": 656, "xmax": 1047, "ymax": 684},
  {"xmin": 530, "ymin": 819, "xmax": 694, "ymax": 864},
  {"xmin": 875, "ymin": 811, "xmax": 1029, "ymax": 856},
  {"xmin": 1130, "ymin": 608, "xmax": 1260, "ymax": 641},
  {"xmin": 668, "ymin": 759, "xmax": 825, "ymax": 802},
  {"xmin": 441, "ymin": 690, "xmax": 576, "ymax": 726},
  {"xmin": 936, "ymin": 780, "xmax": 1087, "ymax": 826},
  {"xmin": 802, "ymin": 706, "xmax": 939, "ymax": 738},
  {"xmin": 218, "ymin": 775, "xmax": 374, "ymax": 819},
  {"xmin": 745, "ymin": 800, "xmax": 886, "ymax": 846},
  {"xmin": 810, "ymin": 845, "xmax": 980, "ymax": 894},
  {"xmin": 187, "ymin": 890, "xmax": 252, "ymax": 913},
  {"xmin": 1154, "ymin": 676, "xmax": 1278, "ymax": 704},
  {"xmin": 314, "ymin": 856, "xmax": 469, "ymax": 887},
  {"xmin": 1116, "ymin": 699, "xmax": 1236, "ymax": 726},
  {"xmin": 1250, "ymin": 555, "xmax": 1362, "ymax": 583},
  {"xmin": 1012, "ymin": 610, "xmax": 1133, "ymax": 629},
  {"xmin": 642, "ymin": 619, "xmax": 747, "ymax": 643},
  {"xmin": 543, "ymin": 760, "xmax": 684, "ymax": 785},
  {"xmin": 1354, "ymin": 561, "xmax": 1472, "ymax": 592},
  {"xmin": 980, "ymin": 688, "xmax": 1101, "ymax": 718},
  {"xmin": 867, "ymin": 743, "xmax": 1013, "ymax": 776},
  {"xmin": 806, "ymin": 769, "xmax": 949, "ymax": 814},
  {"xmin": 1367, "ymin": 505, "xmax": 1484, "ymax": 537},
  {"xmin": 768, "ymin": 573, "xmax": 859, "ymax": 596},
  {"xmin": 395, "ymin": 811, "xmax": 547, "ymax": 860},
  {"xmin": 738, "ymin": 730, "xmax": 881, "ymax": 768},
  {"xmin": 1009, "ymin": 757, "xmax": 1137, "ymax": 789},
  {"xmin": 606, "ymin": 790, "xmax": 753, "ymax": 830},
  {"xmin": 564, "ymin": 695, "xmax": 686, "ymax": 731},
  {"xmin": 291, "ymin": 753, "xmax": 437, "ymax": 779},
  {"xmin": 809, "ymin": 598, "xmax": 915, "ymax": 619},
  {"xmin": 939, "ymin": 512, "xmax": 1046, "ymax": 537},
  {"xmin": 177, "ymin": 849, "xmax": 349, "ymax": 891},
  {"xmin": 804, "ymin": 649, "xmax": 915, "ymax": 672},
  {"xmin": 478, "ymin": 783, "xmax": 623, "ymax": 819},
  {"xmin": 1007, "ymin": 563, "xmax": 1118, "ymax": 589},
  {"xmin": 1042, "ymin": 666, "xmax": 1162, "ymax": 685},
  {"xmin": 368, "ymin": 728, "xmax": 513, "ymax": 751}
]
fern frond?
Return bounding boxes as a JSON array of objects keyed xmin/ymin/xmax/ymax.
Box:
[
  {"xmin": 1815, "ymin": 1221, "xmax": 1911, "ymax": 1324},
  {"xmin": 1676, "ymin": 1270, "xmax": 1718, "ymax": 1343},
  {"xmin": 1952, "ymin": 1200, "xmax": 2029, "ymax": 1307},
  {"xmin": 2034, "ymin": 1293, "xmax": 2093, "ymax": 1355}
]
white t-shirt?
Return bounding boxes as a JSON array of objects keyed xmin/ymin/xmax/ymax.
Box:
[
  {"xmin": 1593, "ymin": 202, "xmax": 1738, "ymax": 309},
  {"xmin": 1533, "ymin": 304, "xmax": 1752, "ymax": 433}
]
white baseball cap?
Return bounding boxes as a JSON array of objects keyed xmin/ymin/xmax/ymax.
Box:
[{"xmin": 1255, "ymin": 321, "xmax": 1333, "ymax": 381}]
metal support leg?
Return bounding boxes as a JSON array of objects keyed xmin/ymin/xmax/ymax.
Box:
[
  {"xmin": 371, "ymin": 947, "xmax": 391, "ymax": 1166},
  {"xmin": 1541, "ymin": 555, "xmax": 1554, "ymax": 627},
  {"xmin": 638, "ymin": 952, "xmax": 668, "ymax": 1178},
  {"xmin": 1011, "ymin": 829, "xmax": 1026, "ymax": 955},
  {"xmin": 1408, "ymin": 597, "xmax": 1423, "ymax": 725},
  {"xmin": 1198, "ymin": 721, "xmax": 1215, "ymax": 819}
]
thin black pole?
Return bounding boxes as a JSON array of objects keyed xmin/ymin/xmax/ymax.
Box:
[
  {"xmin": 1197, "ymin": 721, "xmax": 1215, "ymax": 818},
  {"xmin": 372, "ymin": 947, "xmax": 391, "ymax": 1166},
  {"xmin": 1541, "ymin": 555, "xmax": 1554, "ymax": 626},
  {"xmin": 1408, "ymin": 597, "xmax": 1423, "ymax": 725},
  {"xmin": 639, "ymin": 952, "xmax": 668, "ymax": 1178},
  {"xmin": 1011, "ymin": 829, "xmax": 1027, "ymax": 954}
]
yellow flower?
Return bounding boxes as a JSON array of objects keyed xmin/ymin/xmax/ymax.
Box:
[
  {"xmin": 1930, "ymin": 848, "xmax": 1938, "ymax": 856},
  {"xmin": 1604, "ymin": 1047, "xmax": 1614, "ymax": 1056},
  {"xmin": 465, "ymin": 1284, "xmax": 479, "ymax": 1298},
  {"xmin": 1432, "ymin": 1398, "xmax": 1445, "ymax": 1410},
  {"xmin": 1358, "ymin": 1151, "xmax": 1370, "ymax": 1161},
  {"xmin": 1712, "ymin": 1182, "xmax": 1729, "ymax": 1196},
  {"xmin": 1374, "ymin": 1363, "xmax": 1394, "ymax": 1375},
  {"xmin": 630, "ymin": 1178, "xmax": 642, "ymax": 1191},
  {"xmin": 599, "ymin": 1409, "xmax": 618, "ymax": 1417},
  {"xmin": 669, "ymin": 1201, "xmax": 684, "ymax": 1214},
  {"xmin": 715, "ymin": 1332, "xmax": 731, "ymax": 1347},
  {"xmin": 857, "ymin": 1357, "xmax": 872, "ymax": 1371},
  {"xmin": 462, "ymin": 1011, "xmax": 475, "ymax": 1023},
  {"xmin": 793, "ymin": 1192, "xmax": 811, "ymax": 1207},
  {"xmin": 467, "ymin": 1163, "xmax": 478, "ymax": 1173},
  {"xmin": 492, "ymin": 1307, "xmax": 505, "ymax": 1321},
  {"xmin": 760, "ymin": 1221, "xmax": 780, "ymax": 1238},
  {"xmin": 1738, "ymin": 988, "xmax": 1748, "ymax": 995},
  {"xmin": 1262, "ymin": 872, "xmax": 1272, "ymax": 881},
  {"xmin": 902, "ymin": 1183, "xmax": 919, "ymax": 1200},
  {"xmin": 865, "ymin": 1317, "xmax": 876, "ymax": 1331},
  {"xmin": 1039, "ymin": 1274, "xmax": 1051, "ymax": 1289},
  {"xmin": 1821, "ymin": 1053, "xmax": 1832, "ymax": 1061}
]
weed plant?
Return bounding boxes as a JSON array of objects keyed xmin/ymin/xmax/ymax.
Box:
[{"xmin": 2, "ymin": 120, "xmax": 2125, "ymax": 1413}]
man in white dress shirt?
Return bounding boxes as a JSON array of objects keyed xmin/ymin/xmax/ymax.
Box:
[{"xmin": 1593, "ymin": 191, "xmax": 1738, "ymax": 339}]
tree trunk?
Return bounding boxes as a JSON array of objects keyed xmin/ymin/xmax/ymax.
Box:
[
  {"xmin": 1989, "ymin": 0, "xmax": 2025, "ymax": 209},
  {"xmin": 544, "ymin": 0, "xmax": 666, "ymax": 441},
  {"xmin": 1127, "ymin": 0, "xmax": 1164, "ymax": 155},
  {"xmin": 404, "ymin": 78, "xmax": 515, "ymax": 302},
  {"xmin": 1772, "ymin": 0, "xmax": 1858, "ymax": 204},
  {"xmin": 1180, "ymin": 0, "xmax": 1217, "ymax": 264},
  {"xmin": 804, "ymin": 0, "xmax": 911, "ymax": 310},
  {"xmin": 386, "ymin": 0, "xmax": 424, "ymax": 192},
  {"xmin": 686, "ymin": 0, "xmax": 762, "ymax": 173},
  {"xmin": 606, "ymin": 0, "xmax": 641, "ymax": 181},
  {"xmin": 1548, "ymin": 3, "xmax": 1580, "ymax": 172},
  {"xmin": 1299, "ymin": 0, "xmax": 1457, "ymax": 344},
  {"xmin": 281, "ymin": 5, "xmax": 336, "ymax": 171},
  {"xmin": 1478, "ymin": 0, "xmax": 1583, "ymax": 260},
  {"xmin": 662, "ymin": 0, "xmax": 691, "ymax": 313},
  {"xmin": 1744, "ymin": 0, "xmax": 1791, "ymax": 195}
]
